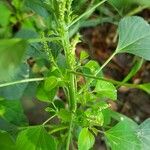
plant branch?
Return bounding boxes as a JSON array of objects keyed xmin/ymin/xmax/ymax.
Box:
[
  {"xmin": 49, "ymin": 126, "xmax": 68, "ymax": 134},
  {"xmin": 69, "ymin": 70, "xmax": 140, "ymax": 89},
  {"xmin": 0, "ymin": 78, "xmax": 44, "ymax": 88},
  {"xmin": 95, "ymin": 51, "xmax": 117, "ymax": 76},
  {"xmin": 66, "ymin": 113, "xmax": 74, "ymax": 150},
  {"xmin": 42, "ymin": 115, "xmax": 57, "ymax": 125}
]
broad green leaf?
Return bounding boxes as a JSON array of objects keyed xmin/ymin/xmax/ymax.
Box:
[
  {"xmin": 0, "ymin": 99, "xmax": 28, "ymax": 126},
  {"xmin": 36, "ymin": 83, "xmax": 57, "ymax": 102},
  {"xmin": 85, "ymin": 60, "xmax": 100, "ymax": 74},
  {"xmin": 105, "ymin": 119, "xmax": 141, "ymax": 150},
  {"xmin": 78, "ymin": 128, "xmax": 95, "ymax": 150},
  {"xmin": 57, "ymin": 109, "xmax": 71, "ymax": 123},
  {"xmin": 25, "ymin": 0, "xmax": 49, "ymax": 18},
  {"xmin": 0, "ymin": 63, "xmax": 29, "ymax": 100},
  {"xmin": 0, "ymin": 39, "xmax": 27, "ymax": 82},
  {"xmin": 83, "ymin": 60, "xmax": 103, "ymax": 80},
  {"xmin": 116, "ymin": 16, "xmax": 150, "ymax": 60},
  {"xmin": 137, "ymin": 118, "xmax": 150, "ymax": 150},
  {"xmin": 95, "ymin": 80, "xmax": 117, "ymax": 100},
  {"xmin": 139, "ymin": 83, "xmax": 150, "ymax": 94},
  {"xmin": 16, "ymin": 126, "xmax": 57, "ymax": 150},
  {"xmin": 0, "ymin": 2, "xmax": 11, "ymax": 27},
  {"xmin": 44, "ymin": 76, "xmax": 58, "ymax": 91},
  {"xmin": 0, "ymin": 130, "xmax": 15, "ymax": 150}
]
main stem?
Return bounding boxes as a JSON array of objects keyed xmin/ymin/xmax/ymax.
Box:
[{"xmin": 61, "ymin": 30, "xmax": 77, "ymax": 150}]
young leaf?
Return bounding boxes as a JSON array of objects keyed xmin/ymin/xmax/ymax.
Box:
[
  {"xmin": 0, "ymin": 39, "xmax": 27, "ymax": 82},
  {"xmin": 80, "ymin": 51, "xmax": 89, "ymax": 60},
  {"xmin": 137, "ymin": 118, "xmax": 150, "ymax": 150},
  {"xmin": 78, "ymin": 128, "xmax": 95, "ymax": 150},
  {"xmin": 57, "ymin": 109, "xmax": 71, "ymax": 123},
  {"xmin": 0, "ymin": 99, "xmax": 28, "ymax": 126},
  {"xmin": 44, "ymin": 76, "xmax": 58, "ymax": 91},
  {"xmin": 105, "ymin": 119, "xmax": 141, "ymax": 150},
  {"xmin": 0, "ymin": 130, "xmax": 15, "ymax": 150},
  {"xmin": 16, "ymin": 126, "xmax": 57, "ymax": 150},
  {"xmin": 95, "ymin": 80, "xmax": 117, "ymax": 100},
  {"xmin": 36, "ymin": 84, "xmax": 57, "ymax": 102},
  {"xmin": 85, "ymin": 108, "xmax": 104, "ymax": 126},
  {"xmin": 116, "ymin": 16, "xmax": 150, "ymax": 60}
]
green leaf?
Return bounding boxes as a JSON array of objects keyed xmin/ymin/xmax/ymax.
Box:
[
  {"xmin": 0, "ymin": 2, "xmax": 11, "ymax": 27},
  {"xmin": 25, "ymin": 0, "xmax": 49, "ymax": 18},
  {"xmin": 105, "ymin": 119, "xmax": 141, "ymax": 150},
  {"xmin": 0, "ymin": 39, "xmax": 27, "ymax": 82},
  {"xmin": 108, "ymin": 0, "xmax": 132, "ymax": 14},
  {"xmin": 44, "ymin": 76, "xmax": 58, "ymax": 91},
  {"xmin": 116, "ymin": 16, "xmax": 150, "ymax": 60},
  {"xmin": 0, "ymin": 63, "xmax": 29, "ymax": 100},
  {"xmin": 0, "ymin": 99, "xmax": 28, "ymax": 126},
  {"xmin": 137, "ymin": 118, "xmax": 150, "ymax": 150},
  {"xmin": 78, "ymin": 128, "xmax": 95, "ymax": 150},
  {"xmin": 36, "ymin": 83, "xmax": 57, "ymax": 102},
  {"xmin": 95, "ymin": 80, "xmax": 117, "ymax": 100},
  {"xmin": 57, "ymin": 109, "xmax": 71, "ymax": 123},
  {"xmin": 139, "ymin": 83, "xmax": 150, "ymax": 94},
  {"xmin": 80, "ymin": 51, "xmax": 89, "ymax": 60},
  {"xmin": 0, "ymin": 130, "xmax": 15, "ymax": 150},
  {"xmin": 85, "ymin": 108, "xmax": 104, "ymax": 126},
  {"xmin": 16, "ymin": 126, "xmax": 57, "ymax": 150}
]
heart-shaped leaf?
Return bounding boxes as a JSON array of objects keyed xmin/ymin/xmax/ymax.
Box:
[
  {"xmin": 105, "ymin": 119, "xmax": 141, "ymax": 150},
  {"xmin": 16, "ymin": 126, "xmax": 57, "ymax": 150},
  {"xmin": 105, "ymin": 118, "xmax": 150, "ymax": 150},
  {"xmin": 78, "ymin": 128, "xmax": 95, "ymax": 150},
  {"xmin": 137, "ymin": 118, "xmax": 150, "ymax": 150},
  {"xmin": 0, "ymin": 99, "xmax": 28, "ymax": 126},
  {"xmin": 116, "ymin": 16, "xmax": 150, "ymax": 60},
  {"xmin": 0, "ymin": 39, "xmax": 27, "ymax": 82},
  {"xmin": 95, "ymin": 80, "xmax": 117, "ymax": 100}
]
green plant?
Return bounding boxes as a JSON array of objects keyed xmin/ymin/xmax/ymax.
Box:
[{"xmin": 0, "ymin": 0, "xmax": 150, "ymax": 150}]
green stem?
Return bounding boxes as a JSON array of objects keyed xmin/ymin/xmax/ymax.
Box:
[
  {"xmin": 49, "ymin": 126, "xmax": 68, "ymax": 134},
  {"xmin": 69, "ymin": 70, "xmax": 140, "ymax": 89},
  {"xmin": 0, "ymin": 78, "xmax": 44, "ymax": 88},
  {"xmin": 60, "ymin": 29, "xmax": 77, "ymax": 149},
  {"xmin": 95, "ymin": 51, "xmax": 116, "ymax": 76},
  {"xmin": 66, "ymin": 113, "xmax": 74, "ymax": 150},
  {"xmin": 42, "ymin": 115, "xmax": 56, "ymax": 125},
  {"xmin": 0, "ymin": 71, "xmax": 141, "ymax": 90},
  {"xmin": 126, "ymin": 5, "xmax": 148, "ymax": 16}
]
